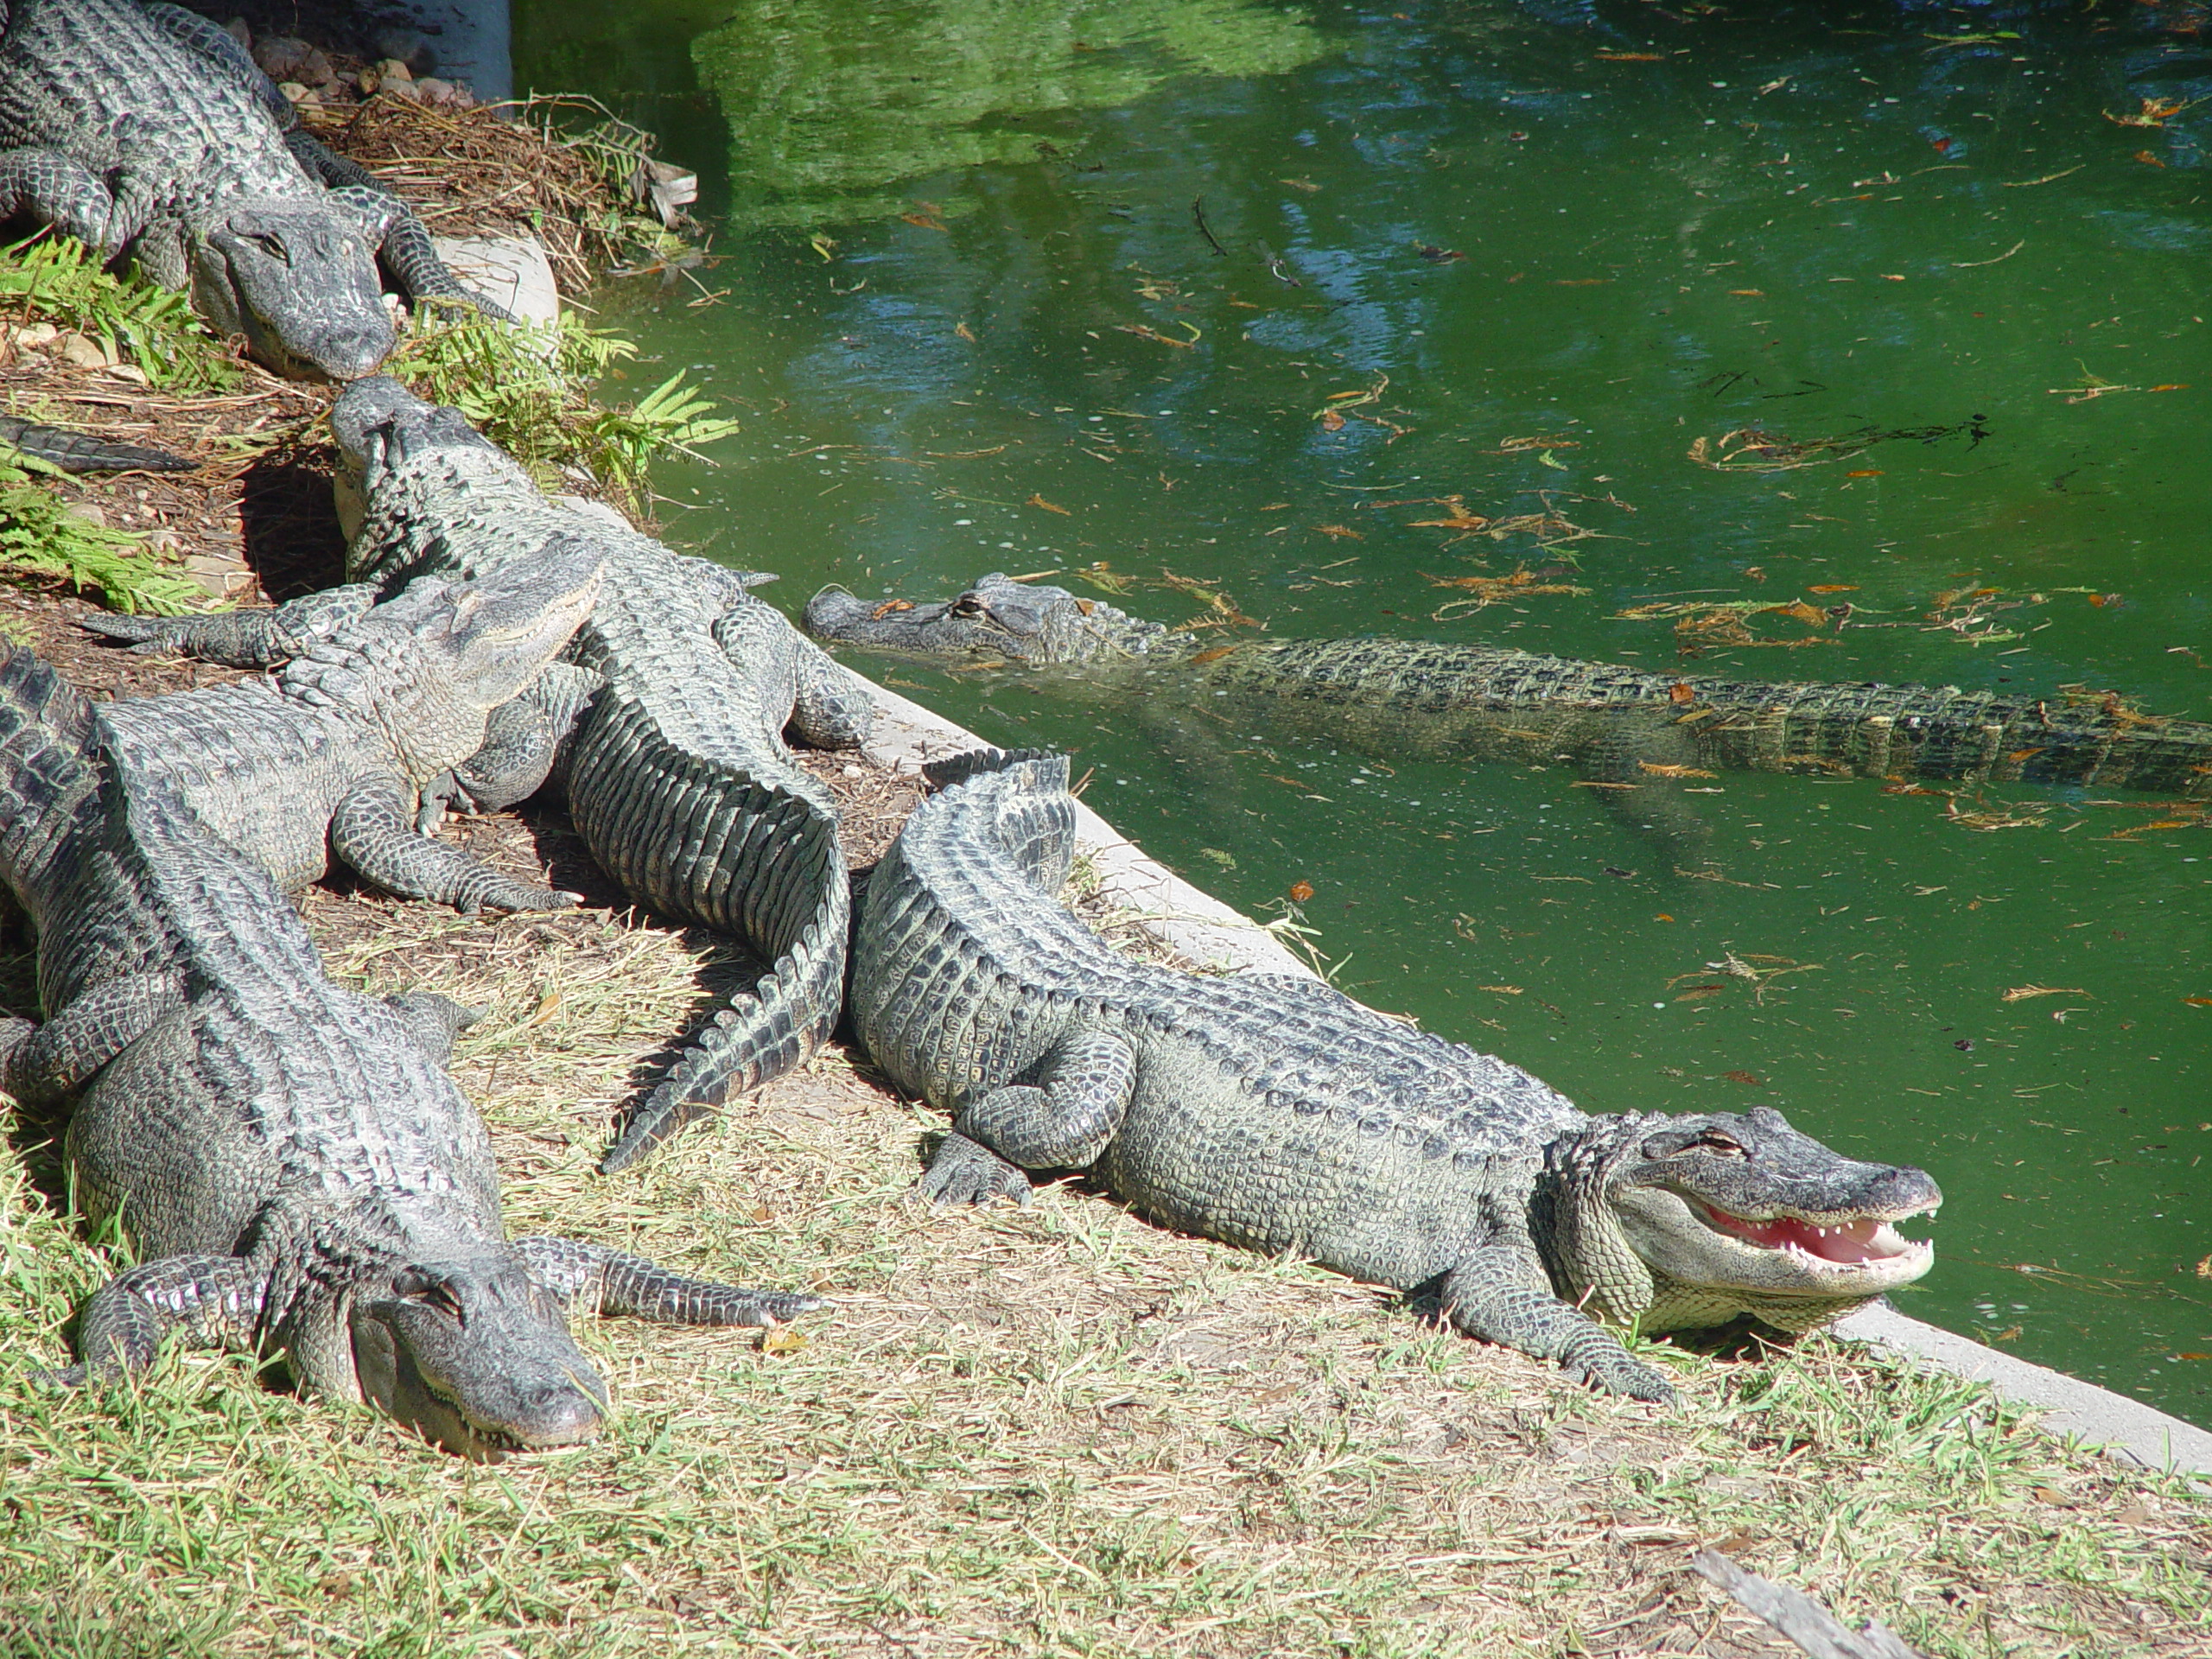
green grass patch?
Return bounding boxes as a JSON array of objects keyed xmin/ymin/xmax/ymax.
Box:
[{"xmin": 3, "ymin": 800, "xmax": 2205, "ymax": 1656}]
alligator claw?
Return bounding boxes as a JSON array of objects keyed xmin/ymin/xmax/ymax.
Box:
[{"xmin": 919, "ymin": 1133, "xmax": 1033, "ymax": 1207}]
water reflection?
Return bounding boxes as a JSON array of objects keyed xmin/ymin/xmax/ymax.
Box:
[{"xmin": 691, "ymin": 0, "xmax": 1329, "ymax": 226}]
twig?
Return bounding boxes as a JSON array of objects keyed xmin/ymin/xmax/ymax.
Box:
[
  {"xmin": 1192, "ymin": 196, "xmax": 1229, "ymax": 258},
  {"xmin": 1692, "ymin": 1552, "xmax": 1928, "ymax": 1659}
]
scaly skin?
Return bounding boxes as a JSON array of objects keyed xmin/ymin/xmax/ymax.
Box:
[
  {"xmin": 0, "ymin": 0, "xmax": 504, "ymax": 378},
  {"xmin": 855, "ymin": 748, "xmax": 1942, "ymax": 1404},
  {"xmin": 807, "ymin": 573, "xmax": 2212, "ymax": 799},
  {"xmin": 310, "ymin": 378, "xmax": 868, "ymax": 1173},
  {"xmin": 80, "ymin": 544, "xmax": 607, "ymax": 915},
  {"xmin": 0, "ymin": 413, "xmax": 190, "ymax": 473},
  {"xmin": 0, "ymin": 642, "xmax": 821, "ymax": 1458}
]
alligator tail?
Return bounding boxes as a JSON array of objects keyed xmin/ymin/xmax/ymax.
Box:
[
  {"xmin": 921, "ymin": 746, "xmax": 1062, "ymax": 791},
  {"xmin": 575, "ymin": 693, "xmax": 849, "ymax": 1173},
  {"xmin": 0, "ymin": 639, "xmax": 99, "ymax": 904},
  {"xmin": 0, "ymin": 416, "xmax": 193, "ymax": 474}
]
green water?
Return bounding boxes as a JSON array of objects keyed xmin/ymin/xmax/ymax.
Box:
[{"xmin": 515, "ymin": 0, "xmax": 2211, "ymax": 1425}]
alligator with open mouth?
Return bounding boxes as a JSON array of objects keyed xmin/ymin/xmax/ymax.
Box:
[
  {"xmin": 807, "ymin": 573, "xmax": 2212, "ymax": 799},
  {"xmin": 853, "ymin": 747, "xmax": 1941, "ymax": 1402},
  {"xmin": 0, "ymin": 0, "xmax": 504, "ymax": 379},
  {"xmin": 0, "ymin": 640, "xmax": 819, "ymax": 1457}
]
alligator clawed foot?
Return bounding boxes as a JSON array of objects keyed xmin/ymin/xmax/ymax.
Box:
[{"xmin": 918, "ymin": 1133, "xmax": 1033, "ymax": 1207}]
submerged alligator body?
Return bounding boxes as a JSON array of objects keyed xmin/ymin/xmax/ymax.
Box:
[
  {"xmin": 0, "ymin": 0, "xmax": 499, "ymax": 378},
  {"xmin": 0, "ymin": 643, "xmax": 819, "ymax": 1456},
  {"xmin": 809, "ymin": 574, "xmax": 2212, "ymax": 800},
  {"xmin": 83, "ymin": 544, "xmax": 605, "ymax": 914},
  {"xmin": 854, "ymin": 747, "xmax": 1941, "ymax": 1402},
  {"xmin": 116, "ymin": 378, "xmax": 873, "ymax": 1173}
]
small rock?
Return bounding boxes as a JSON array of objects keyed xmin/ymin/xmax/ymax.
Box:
[
  {"xmin": 378, "ymin": 76, "xmax": 422, "ymax": 102},
  {"xmin": 64, "ymin": 502, "xmax": 108, "ymax": 528},
  {"xmin": 413, "ymin": 77, "xmax": 461, "ymax": 106},
  {"xmin": 13, "ymin": 321, "xmax": 58, "ymax": 349},
  {"xmin": 255, "ymin": 36, "xmax": 334, "ymax": 87},
  {"xmin": 55, "ymin": 332, "xmax": 108, "ymax": 371},
  {"xmin": 276, "ymin": 80, "xmax": 311, "ymax": 105},
  {"xmin": 223, "ymin": 17, "xmax": 250, "ymax": 49},
  {"xmin": 370, "ymin": 28, "xmax": 433, "ymax": 74},
  {"xmin": 105, "ymin": 363, "xmax": 148, "ymax": 385},
  {"xmin": 145, "ymin": 528, "xmax": 187, "ymax": 555},
  {"xmin": 376, "ymin": 58, "xmax": 414, "ymax": 83}
]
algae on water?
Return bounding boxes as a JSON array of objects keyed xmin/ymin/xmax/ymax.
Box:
[{"xmin": 692, "ymin": 0, "xmax": 1330, "ymax": 227}]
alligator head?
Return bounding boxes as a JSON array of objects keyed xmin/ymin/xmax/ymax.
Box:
[
  {"xmin": 805, "ymin": 572, "xmax": 1184, "ymax": 665},
  {"xmin": 188, "ymin": 197, "xmax": 394, "ymax": 380},
  {"xmin": 284, "ymin": 537, "xmax": 605, "ymax": 784},
  {"xmin": 350, "ymin": 1253, "xmax": 610, "ymax": 1460},
  {"xmin": 1544, "ymin": 1106, "xmax": 1939, "ymax": 1336}
]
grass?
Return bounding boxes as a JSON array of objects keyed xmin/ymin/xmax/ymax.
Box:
[
  {"xmin": 1, "ymin": 787, "xmax": 2205, "ymax": 1657},
  {"xmin": 0, "ymin": 454, "xmax": 204, "ymax": 615}
]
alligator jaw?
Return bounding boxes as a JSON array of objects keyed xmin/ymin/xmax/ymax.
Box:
[{"xmin": 1687, "ymin": 1197, "xmax": 1936, "ymax": 1281}]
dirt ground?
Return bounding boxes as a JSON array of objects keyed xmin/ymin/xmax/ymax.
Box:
[{"xmin": 0, "ymin": 81, "xmax": 2205, "ymax": 1659}]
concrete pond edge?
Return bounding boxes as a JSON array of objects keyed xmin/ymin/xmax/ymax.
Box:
[{"xmin": 839, "ymin": 663, "xmax": 2212, "ymax": 1481}]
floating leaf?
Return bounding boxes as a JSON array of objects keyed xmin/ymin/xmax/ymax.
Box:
[
  {"xmin": 1722, "ymin": 1070, "xmax": 1764, "ymax": 1085},
  {"xmin": 1319, "ymin": 409, "xmax": 1346, "ymax": 432},
  {"xmin": 1314, "ymin": 524, "xmax": 1363, "ymax": 539},
  {"xmin": 1026, "ymin": 493, "xmax": 1071, "ymax": 515},
  {"xmin": 1807, "ymin": 584, "xmax": 1859, "ymax": 594},
  {"xmin": 2002, "ymin": 985, "xmax": 2088, "ymax": 1002},
  {"xmin": 1480, "ymin": 984, "xmax": 1525, "ymax": 995},
  {"xmin": 1288, "ymin": 880, "xmax": 1315, "ymax": 903},
  {"xmin": 870, "ymin": 599, "xmax": 914, "ymax": 620},
  {"xmin": 1279, "ymin": 176, "xmax": 1322, "ymax": 193},
  {"xmin": 808, "ymin": 232, "xmax": 838, "ymax": 261},
  {"xmin": 954, "ymin": 321, "xmax": 976, "ymax": 342},
  {"xmin": 1638, "ymin": 762, "xmax": 1717, "ymax": 779},
  {"xmin": 1669, "ymin": 683, "xmax": 1697, "ymax": 704}
]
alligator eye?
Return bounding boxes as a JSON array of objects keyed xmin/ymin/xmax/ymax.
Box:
[
  {"xmin": 1693, "ymin": 1132, "xmax": 1746, "ymax": 1157},
  {"xmin": 950, "ymin": 594, "xmax": 985, "ymax": 616},
  {"xmin": 246, "ymin": 232, "xmax": 288, "ymax": 262},
  {"xmin": 401, "ymin": 1276, "xmax": 466, "ymax": 1321}
]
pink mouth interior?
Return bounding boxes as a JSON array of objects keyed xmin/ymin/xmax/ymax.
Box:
[{"xmin": 1699, "ymin": 1205, "xmax": 1919, "ymax": 1265}]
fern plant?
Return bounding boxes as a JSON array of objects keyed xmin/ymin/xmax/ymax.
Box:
[
  {"xmin": 385, "ymin": 308, "xmax": 737, "ymax": 514},
  {"xmin": 0, "ymin": 236, "xmax": 242, "ymax": 393},
  {"xmin": 0, "ymin": 456, "xmax": 203, "ymax": 614}
]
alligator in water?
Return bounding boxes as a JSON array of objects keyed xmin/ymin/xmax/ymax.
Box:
[
  {"xmin": 113, "ymin": 378, "xmax": 874, "ymax": 1173},
  {"xmin": 0, "ymin": 413, "xmax": 190, "ymax": 473},
  {"xmin": 808, "ymin": 573, "xmax": 2212, "ymax": 802},
  {"xmin": 853, "ymin": 747, "xmax": 1941, "ymax": 1402},
  {"xmin": 81, "ymin": 542, "xmax": 605, "ymax": 914},
  {"xmin": 0, "ymin": 642, "xmax": 820, "ymax": 1456},
  {"xmin": 0, "ymin": 0, "xmax": 504, "ymax": 378}
]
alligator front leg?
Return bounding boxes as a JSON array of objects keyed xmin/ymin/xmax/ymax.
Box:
[
  {"xmin": 79, "ymin": 583, "xmax": 384, "ymax": 667},
  {"xmin": 1440, "ymin": 1231, "xmax": 1675, "ymax": 1404},
  {"xmin": 417, "ymin": 664, "xmax": 604, "ymax": 833},
  {"xmin": 37, "ymin": 1255, "xmax": 268, "ymax": 1385},
  {"xmin": 918, "ymin": 1132, "xmax": 1036, "ymax": 1206},
  {"xmin": 288, "ymin": 136, "xmax": 516, "ymax": 324},
  {"xmin": 0, "ymin": 973, "xmax": 185, "ymax": 1109},
  {"xmin": 331, "ymin": 779, "xmax": 579, "ymax": 913},
  {"xmin": 513, "ymin": 1237, "xmax": 823, "ymax": 1325},
  {"xmin": 0, "ymin": 149, "xmax": 137, "ymax": 252}
]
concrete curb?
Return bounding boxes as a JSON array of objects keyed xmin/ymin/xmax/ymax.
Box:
[
  {"xmin": 1835, "ymin": 1305, "xmax": 2212, "ymax": 1479},
  {"xmin": 834, "ymin": 662, "xmax": 2212, "ymax": 1479}
]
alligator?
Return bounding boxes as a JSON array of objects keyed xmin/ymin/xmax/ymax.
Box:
[
  {"xmin": 0, "ymin": 413, "xmax": 190, "ymax": 473},
  {"xmin": 853, "ymin": 747, "xmax": 1942, "ymax": 1402},
  {"xmin": 807, "ymin": 573, "xmax": 2212, "ymax": 800},
  {"xmin": 0, "ymin": 641, "xmax": 821, "ymax": 1457},
  {"xmin": 110, "ymin": 378, "xmax": 874, "ymax": 1173},
  {"xmin": 0, "ymin": 0, "xmax": 504, "ymax": 379},
  {"xmin": 79, "ymin": 541, "xmax": 607, "ymax": 914}
]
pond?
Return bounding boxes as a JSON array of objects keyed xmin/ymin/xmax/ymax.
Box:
[{"xmin": 513, "ymin": 0, "xmax": 2210, "ymax": 1427}]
